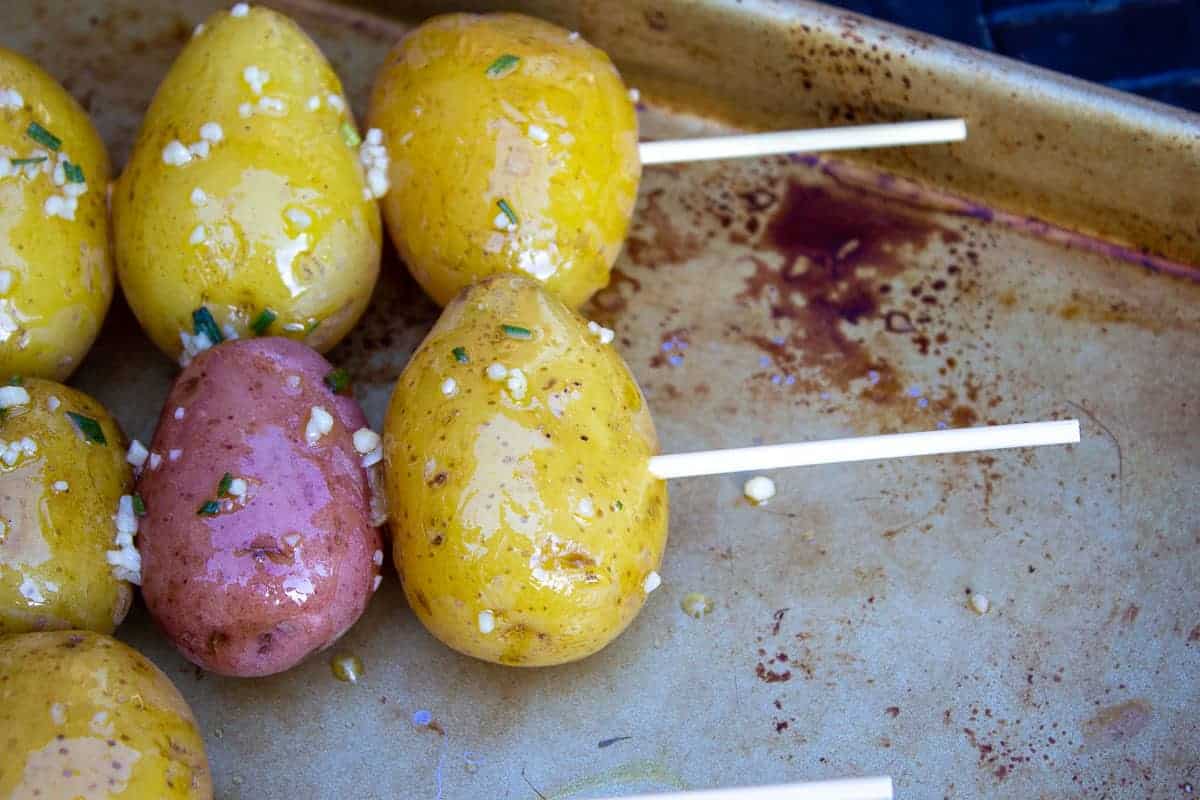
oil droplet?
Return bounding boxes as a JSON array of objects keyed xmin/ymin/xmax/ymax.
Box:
[
  {"xmin": 330, "ymin": 653, "xmax": 363, "ymax": 683},
  {"xmin": 680, "ymin": 592, "xmax": 714, "ymax": 619}
]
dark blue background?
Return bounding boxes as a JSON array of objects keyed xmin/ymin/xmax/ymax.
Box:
[{"xmin": 821, "ymin": 0, "xmax": 1200, "ymax": 111}]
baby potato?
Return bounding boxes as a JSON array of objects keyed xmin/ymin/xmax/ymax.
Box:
[
  {"xmin": 112, "ymin": 5, "xmax": 382, "ymax": 365},
  {"xmin": 0, "ymin": 378, "xmax": 135, "ymax": 635},
  {"xmin": 0, "ymin": 48, "xmax": 113, "ymax": 380},
  {"xmin": 0, "ymin": 631, "xmax": 212, "ymax": 799},
  {"xmin": 369, "ymin": 13, "xmax": 641, "ymax": 308},
  {"xmin": 138, "ymin": 337, "xmax": 383, "ymax": 677},
  {"xmin": 383, "ymin": 275, "xmax": 667, "ymax": 666}
]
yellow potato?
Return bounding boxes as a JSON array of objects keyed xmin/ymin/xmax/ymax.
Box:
[
  {"xmin": 368, "ymin": 13, "xmax": 641, "ymax": 308},
  {"xmin": 0, "ymin": 631, "xmax": 212, "ymax": 799},
  {"xmin": 0, "ymin": 48, "xmax": 113, "ymax": 380},
  {"xmin": 383, "ymin": 275, "xmax": 667, "ymax": 666},
  {"xmin": 0, "ymin": 378, "xmax": 135, "ymax": 635},
  {"xmin": 112, "ymin": 5, "xmax": 381, "ymax": 364}
]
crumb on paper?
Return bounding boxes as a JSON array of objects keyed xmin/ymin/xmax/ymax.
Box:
[
  {"xmin": 970, "ymin": 593, "xmax": 990, "ymax": 615},
  {"xmin": 743, "ymin": 475, "xmax": 776, "ymax": 505}
]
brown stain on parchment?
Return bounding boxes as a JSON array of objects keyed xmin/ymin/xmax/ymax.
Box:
[
  {"xmin": 738, "ymin": 181, "xmax": 957, "ymax": 395},
  {"xmin": 625, "ymin": 188, "xmax": 706, "ymax": 267},
  {"xmin": 1082, "ymin": 699, "xmax": 1152, "ymax": 751}
]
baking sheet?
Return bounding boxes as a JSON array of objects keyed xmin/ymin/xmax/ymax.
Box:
[{"xmin": 6, "ymin": 1, "xmax": 1200, "ymax": 798}]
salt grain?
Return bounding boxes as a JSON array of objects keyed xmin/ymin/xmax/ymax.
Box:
[
  {"xmin": 353, "ymin": 428, "xmax": 381, "ymax": 455},
  {"xmin": 643, "ymin": 571, "xmax": 662, "ymax": 594},
  {"xmin": 305, "ymin": 406, "xmax": 334, "ymax": 446},
  {"xmin": 125, "ymin": 439, "xmax": 149, "ymax": 469},
  {"xmin": 162, "ymin": 140, "xmax": 192, "ymax": 166}
]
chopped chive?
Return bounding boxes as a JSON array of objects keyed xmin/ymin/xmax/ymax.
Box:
[
  {"xmin": 8, "ymin": 375, "xmax": 22, "ymax": 386},
  {"xmin": 192, "ymin": 306, "xmax": 224, "ymax": 345},
  {"xmin": 66, "ymin": 411, "xmax": 106, "ymax": 445},
  {"xmin": 26, "ymin": 121, "xmax": 61, "ymax": 151},
  {"xmin": 10, "ymin": 157, "xmax": 47, "ymax": 167},
  {"xmin": 324, "ymin": 368, "xmax": 350, "ymax": 394},
  {"xmin": 63, "ymin": 161, "xmax": 85, "ymax": 184},
  {"xmin": 501, "ymin": 324, "xmax": 532, "ymax": 340},
  {"xmin": 496, "ymin": 199, "xmax": 518, "ymax": 226},
  {"xmin": 340, "ymin": 121, "xmax": 361, "ymax": 147},
  {"xmin": 251, "ymin": 308, "xmax": 276, "ymax": 335},
  {"xmin": 197, "ymin": 500, "xmax": 220, "ymax": 516},
  {"xmin": 614, "ymin": 500, "xmax": 623, "ymax": 511},
  {"xmin": 452, "ymin": 346, "xmax": 469, "ymax": 364},
  {"xmin": 305, "ymin": 318, "xmax": 321, "ymax": 334},
  {"xmin": 217, "ymin": 472, "xmax": 233, "ymax": 497},
  {"xmin": 132, "ymin": 494, "xmax": 147, "ymax": 516},
  {"xmin": 486, "ymin": 54, "xmax": 520, "ymax": 77}
]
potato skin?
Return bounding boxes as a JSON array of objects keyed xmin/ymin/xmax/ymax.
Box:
[
  {"xmin": 138, "ymin": 338, "xmax": 382, "ymax": 677},
  {"xmin": 0, "ymin": 379, "xmax": 134, "ymax": 635},
  {"xmin": 384, "ymin": 275, "xmax": 667, "ymax": 666},
  {"xmin": 0, "ymin": 631, "xmax": 212, "ymax": 799},
  {"xmin": 368, "ymin": 13, "xmax": 641, "ymax": 308},
  {"xmin": 112, "ymin": 5, "xmax": 381, "ymax": 362},
  {"xmin": 0, "ymin": 48, "xmax": 113, "ymax": 380}
]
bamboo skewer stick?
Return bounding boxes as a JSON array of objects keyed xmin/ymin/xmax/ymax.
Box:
[
  {"xmin": 596, "ymin": 776, "xmax": 894, "ymax": 800},
  {"xmin": 648, "ymin": 420, "xmax": 1079, "ymax": 480},
  {"xmin": 639, "ymin": 119, "xmax": 966, "ymax": 165}
]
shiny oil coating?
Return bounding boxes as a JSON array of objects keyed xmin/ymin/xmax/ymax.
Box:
[
  {"xmin": 111, "ymin": 6, "xmax": 381, "ymax": 361},
  {"xmin": 0, "ymin": 631, "xmax": 212, "ymax": 799},
  {"xmin": 0, "ymin": 379, "xmax": 133, "ymax": 635},
  {"xmin": 0, "ymin": 48, "xmax": 112, "ymax": 381},
  {"xmin": 368, "ymin": 13, "xmax": 641, "ymax": 308},
  {"xmin": 384, "ymin": 275, "xmax": 667, "ymax": 666},
  {"xmin": 137, "ymin": 338, "xmax": 382, "ymax": 677}
]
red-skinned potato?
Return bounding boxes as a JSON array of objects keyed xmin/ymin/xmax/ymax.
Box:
[{"xmin": 137, "ymin": 337, "xmax": 383, "ymax": 677}]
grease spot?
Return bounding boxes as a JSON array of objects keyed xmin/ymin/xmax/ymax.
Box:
[{"xmin": 1083, "ymin": 699, "xmax": 1151, "ymax": 750}]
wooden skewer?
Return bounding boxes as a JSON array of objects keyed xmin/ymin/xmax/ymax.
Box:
[
  {"xmin": 597, "ymin": 776, "xmax": 894, "ymax": 800},
  {"xmin": 638, "ymin": 118, "xmax": 966, "ymax": 165},
  {"xmin": 648, "ymin": 420, "xmax": 1079, "ymax": 480}
]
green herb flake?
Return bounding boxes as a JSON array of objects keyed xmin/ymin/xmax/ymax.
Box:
[
  {"xmin": 614, "ymin": 500, "xmax": 624, "ymax": 511},
  {"xmin": 192, "ymin": 306, "xmax": 224, "ymax": 345},
  {"xmin": 66, "ymin": 411, "xmax": 106, "ymax": 445},
  {"xmin": 305, "ymin": 318, "xmax": 321, "ymax": 334},
  {"xmin": 251, "ymin": 308, "xmax": 277, "ymax": 335},
  {"xmin": 63, "ymin": 161, "xmax": 85, "ymax": 184},
  {"xmin": 217, "ymin": 472, "xmax": 234, "ymax": 497},
  {"xmin": 26, "ymin": 121, "xmax": 61, "ymax": 151},
  {"xmin": 10, "ymin": 157, "xmax": 47, "ymax": 167},
  {"xmin": 340, "ymin": 121, "xmax": 361, "ymax": 147},
  {"xmin": 8, "ymin": 375, "xmax": 22, "ymax": 386},
  {"xmin": 197, "ymin": 500, "xmax": 220, "ymax": 516},
  {"xmin": 496, "ymin": 199, "xmax": 518, "ymax": 226},
  {"xmin": 324, "ymin": 368, "xmax": 350, "ymax": 394},
  {"xmin": 486, "ymin": 54, "xmax": 521, "ymax": 77},
  {"xmin": 501, "ymin": 324, "xmax": 533, "ymax": 340},
  {"xmin": 132, "ymin": 494, "xmax": 147, "ymax": 516},
  {"xmin": 452, "ymin": 346, "xmax": 469, "ymax": 364}
]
